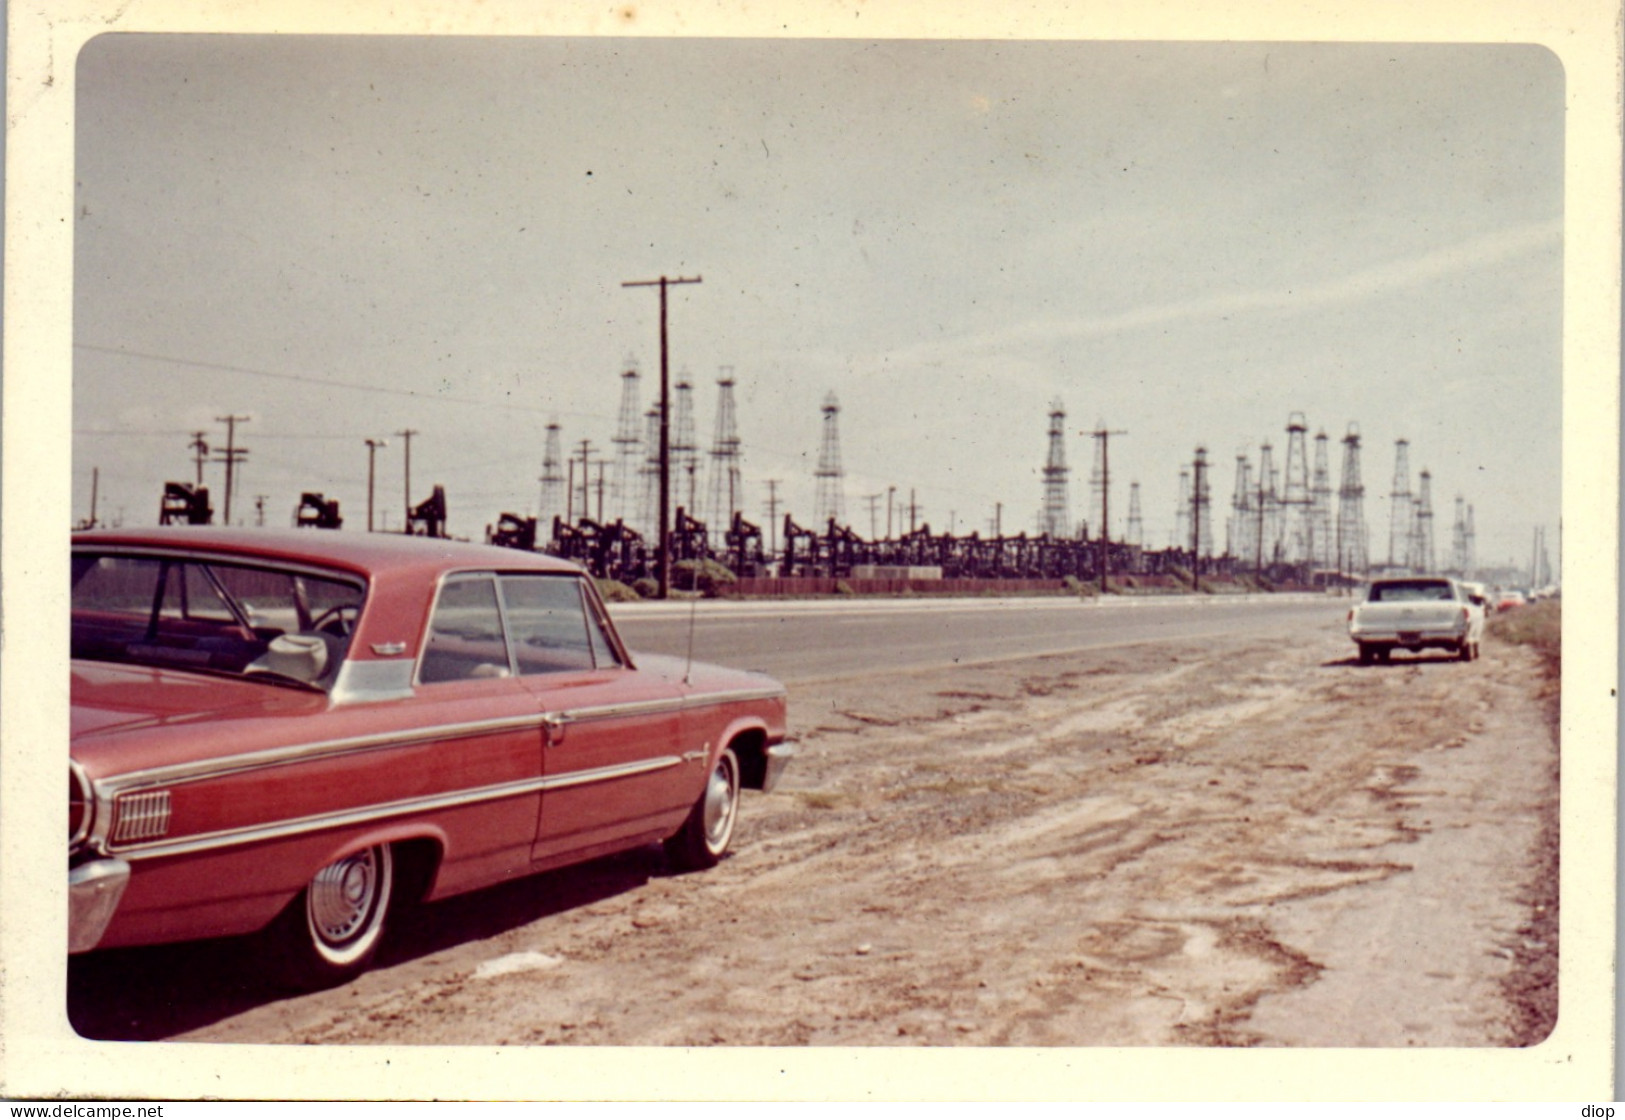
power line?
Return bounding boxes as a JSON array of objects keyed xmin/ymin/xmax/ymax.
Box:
[{"xmin": 75, "ymin": 343, "xmax": 608, "ymax": 420}]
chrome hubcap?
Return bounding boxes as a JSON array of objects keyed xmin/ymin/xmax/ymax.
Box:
[
  {"xmin": 702, "ymin": 757, "xmax": 738, "ymax": 850},
  {"xmin": 309, "ymin": 849, "xmax": 380, "ymax": 946}
]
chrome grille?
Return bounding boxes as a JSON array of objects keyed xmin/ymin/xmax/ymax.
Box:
[{"xmin": 112, "ymin": 790, "xmax": 172, "ymax": 844}]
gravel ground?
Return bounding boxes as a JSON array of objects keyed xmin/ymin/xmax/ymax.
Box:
[{"xmin": 69, "ymin": 612, "xmax": 1558, "ymax": 1048}]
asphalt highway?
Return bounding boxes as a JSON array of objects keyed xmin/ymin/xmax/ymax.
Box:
[{"xmin": 610, "ymin": 593, "xmax": 1347, "ymax": 683}]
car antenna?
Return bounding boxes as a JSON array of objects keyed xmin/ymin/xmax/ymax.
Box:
[{"xmin": 684, "ymin": 590, "xmax": 699, "ymax": 684}]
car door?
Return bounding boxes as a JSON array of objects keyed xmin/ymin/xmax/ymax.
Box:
[
  {"xmin": 407, "ymin": 572, "xmax": 549, "ymax": 896},
  {"xmin": 497, "ymin": 573, "xmax": 692, "ymax": 867}
]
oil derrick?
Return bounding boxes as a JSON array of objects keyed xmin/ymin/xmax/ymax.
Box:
[
  {"xmin": 706, "ymin": 370, "xmax": 743, "ymax": 533},
  {"xmin": 1172, "ymin": 468, "xmax": 1191, "ymax": 549},
  {"xmin": 1309, "ymin": 430, "xmax": 1333, "ymax": 568},
  {"xmin": 1388, "ymin": 438, "xmax": 1413, "ymax": 570},
  {"xmin": 611, "ymin": 358, "xmax": 643, "ymax": 527},
  {"xmin": 1126, "ymin": 481, "xmax": 1144, "ymax": 547},
  {"xmin": 540, "ymin": 422, "xmax": 566, "ymax": 531},
  {"xmin": 1449, "ymin": 496, "xmax": 1469, "ymax": 574},
  {"xmin": 814, "ymin": 391, "xmax": 846, "ymax": 527},
  {"xmin": 1336, "ymin": 423, "xmax": 1368, "ymax": 575},
  {"xmin": 1229, "ymin": 454, "xmax": 1255, "ymax": 565},
  {"xmin": 1530, "ymin": 525, "xmax": 1552, "ymax": 587},
  {"xmin": 1411, "ymin": 468, "xmax": 1435, "ymax": 573},
  {"xmin": 638, "ymin": 406, "xmax": 662, "ymax": 535},
  {"xmin": 672, "ymin": 376, "xmax": 701, "ymax": 522},
  {"xmin": 1191, "ymin": 446, "xmax": 1214, "ymax": 560},
  {"xmin": 1040, "ymin": 400, "xmax": 1070, "ymax": 538},
  {"xmin": 1465, "ymin": 505, "xmax": 1477, "ymax": 576},
  {"xmin": 1255, "ymin": 442, "xmax": 1280, "ymax": 564},
  {"xmin": 1280, "ymin": 412, "xmax": 1311, "ymax": 563}
]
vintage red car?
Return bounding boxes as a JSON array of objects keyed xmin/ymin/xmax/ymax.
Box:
[{"xmin": 69, "ymin": 528, "xmax": 791, "ymax": 988}]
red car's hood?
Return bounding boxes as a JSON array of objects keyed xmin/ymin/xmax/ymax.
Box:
[{"xmin": 71, "ymin": 659, "xmax": 329, "ymax": 742}]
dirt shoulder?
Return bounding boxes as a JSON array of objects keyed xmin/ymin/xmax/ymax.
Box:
[{"xmin": 78, "ymin": 612, "xmax": 1557, "ymax": 1047}]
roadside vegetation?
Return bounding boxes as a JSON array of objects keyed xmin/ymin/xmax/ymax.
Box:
[
  {"xmin": 1485, "ymin": 596, "xmax": 1560, "ymax": 1047},
  {"xmin": 1488, "ymin": 598, "xmax": 1561, "ymax": 685}
]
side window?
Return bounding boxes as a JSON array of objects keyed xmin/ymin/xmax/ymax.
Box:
[
  {"xmin": 158, "ymin": 564, "xmax": 235, "ymax": 623},
  {"xmin": 499, "ymin": 575, "xmax": 619, "ymax": 674},
  {"xmin": 419, "ymin": 575, "xmax": 511, "ymax": 684}
]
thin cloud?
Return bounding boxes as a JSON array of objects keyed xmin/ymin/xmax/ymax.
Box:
[{"xmin": 893, "ymin": 219, "xmax": 1563, "ymax": 366}]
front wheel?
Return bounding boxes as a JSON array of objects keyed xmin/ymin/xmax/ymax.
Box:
[
  {"xmin": 266, "ymin": 843, "xmax": 394, "ymax": 990},
  {"xmin": 665, "ymin": 747, "xmax": 740, "ymax": 871}
]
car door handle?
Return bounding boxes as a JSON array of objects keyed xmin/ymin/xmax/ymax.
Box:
[{"xmin": 542, "ymin": 713, "xmax": 573, "ymax": 746}]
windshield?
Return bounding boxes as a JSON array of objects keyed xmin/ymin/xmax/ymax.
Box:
[{"xmin": 71, "ymin": 552, "xmax": 367, "ymax": 687}]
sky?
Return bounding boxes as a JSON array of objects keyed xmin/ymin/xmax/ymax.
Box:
[{"xmin": 71, "ymin": 36, "xmax": 1563, "ymax": 570}]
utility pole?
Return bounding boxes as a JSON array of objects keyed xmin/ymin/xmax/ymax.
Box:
[
  {"xmin": 1091, "ymin": 424, "xmax": 1128, "ymax": 593},
  {"xmin": 763, "ymin": 479, "xmax": 782, "ymax": 559},
  {"xmin": 623, "ymin": 273, "xmax": 703, "ymax": 599},
  {"xmin": 365, "ymin": 438, "xmax": 388, "ymax": 532},
  {"xmin": 577, "ymin": 439, "xmax": 597, "ymax": 524},
  {"xmin": 396, "ymin": 428, "xmax": 419, "ymax": 529},
  {"xmin": 254, "ymin": 495, "xmax": 267, "ymax": 528},
  {"xmin": 82, "ymin": 467, "xmax": 99, "ymax": 530},
  {"xmin": 1191, "ymin": 446, "xmax": 1209, "ymax": 586},
  {"xmin": 887, "ymin": 485, "xmax": 896, "ymax": 539},
  {"xmin": 215, "ymin": 414, "xmax": 250, "ymax": 526},
  {"xmin": 189, "ymin": 431, "xmax": 210, "ymax": 487},
  {"xmin": 862, "ymin": 493, "xmax": 883, "ymax": 540}
]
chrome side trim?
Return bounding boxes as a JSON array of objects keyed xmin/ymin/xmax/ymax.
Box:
[
  {"xmin": 95, "ymin": 712, "xmax": 552, "ymax": 798},
  {"xmin": 555, "ymin": 697, "xmax": 687, "ymax": 724},
  {"xmin": 108, "ymin": 755, "xmax": 684, "ymax": 861},
  {"xmin": 680, "ymin": 686, "xmax": 787, "ymax": 710},
  {"xmin": 541, "ymin": 755, "xmax": 682, "ymax": 792},
  {"xmin": 94, "ymin": 686, "xmax": 780, "ymax": 800}
]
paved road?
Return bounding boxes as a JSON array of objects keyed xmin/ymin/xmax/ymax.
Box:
[{"xmin": 610, "ymin": 594, "xmax": 1347, "ymax": 682}]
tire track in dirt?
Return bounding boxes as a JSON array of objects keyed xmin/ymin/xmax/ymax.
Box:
[{"xmin": 174, "ymin": 613, "xmax": 1556, "ymax": 1047}]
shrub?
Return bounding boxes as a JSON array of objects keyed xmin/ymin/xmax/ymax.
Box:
[
  {"xmin": 631, "ymin": 577, "xmax": 659, "ymax": 599},
  {"xmin": 595, "ymin": 578, "xmax": 640, "ymax": 603},
  {"xmin": 673, "ymin": 558, "xmax": 738, "ymax": 598}
]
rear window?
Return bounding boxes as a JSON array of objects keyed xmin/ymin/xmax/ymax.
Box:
[
  {"xmin": 71, "ymin": 552, "xmax": 366, "ymax": 683},
  {"xmin": 1367, "ymin": 580, "xmax": 1456, "ymax": 603}
]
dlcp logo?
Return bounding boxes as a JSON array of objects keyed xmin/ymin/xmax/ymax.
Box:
[{"xmin": 1582, "ymin": 1108, "xmax": 1616, "ymax": 1118}]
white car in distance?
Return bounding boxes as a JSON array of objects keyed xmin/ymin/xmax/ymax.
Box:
[{"xmin": 1348, "ymin": 576, "xmax": 1486, "ymax": 665}]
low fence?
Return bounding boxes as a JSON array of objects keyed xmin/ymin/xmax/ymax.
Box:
[{"xmin": 726, "ymin": 576, "xmax": 1072, "ymax": 597}]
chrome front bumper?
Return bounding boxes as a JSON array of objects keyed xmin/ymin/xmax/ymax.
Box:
[
  {"xmin": 761, "ymin": 742, "xmax": 797, "ymax": 794},
  {"xmin": 69, "ymin": 858, "xmax": 130, "ymax": 953}
]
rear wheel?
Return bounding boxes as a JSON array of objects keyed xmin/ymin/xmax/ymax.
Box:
[
  {"xmin": 665, "ymin": 747, "xmax": 740, "ymax": 871},
  {"xmin": 266, "ymin": 843, "xmax": 394, "ymax": 990}
]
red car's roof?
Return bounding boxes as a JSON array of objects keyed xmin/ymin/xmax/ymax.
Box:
[{"xmin": 71, "ymin": 526, "xmax": 582, "ymax": 579}]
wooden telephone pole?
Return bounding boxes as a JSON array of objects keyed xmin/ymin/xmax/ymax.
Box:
[{"xmin": 622, "ymin": 274, "xmax": 702, "ymax": 599}]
